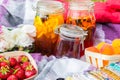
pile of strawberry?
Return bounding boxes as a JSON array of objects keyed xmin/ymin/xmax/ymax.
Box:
[{"xmin": 0, "ymin": 55, "xmax": 37, "ymax": 80}]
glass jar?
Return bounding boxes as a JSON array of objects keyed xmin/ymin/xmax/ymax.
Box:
[
  {"xmin": 34, "ymin": 0, "xmax": 64, "ymax": 55},
  {"xmin": 66, "ymin": 0, "xmax": 96, "ymax": 56},
  {"xmin": 55, "ymin": 24, "xmax": 87, "ymax": 59}
]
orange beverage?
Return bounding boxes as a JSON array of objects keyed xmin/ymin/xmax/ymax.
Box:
[
  {"xmin": 66, "ymin": 1, "xmax": 96, "ymax": 56},
  {"xmin": 34, "ymin": 1, "xmax": 64, "ymax": 56}
]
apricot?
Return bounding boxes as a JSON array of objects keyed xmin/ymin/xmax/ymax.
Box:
[
  {"xmin": 112, "ymin": 39, "xmax": 120, "ymax": 54},
  {"xmin": 86, "ymin": 46, "xmax": 100, "ymax": 53},
  {"xmin": 100, "ymin": 43, "xmax": 114, "ymax": 55},
  {"xmin": 96, "ymin": 42, "xmax": 106, "ymax": 51}
]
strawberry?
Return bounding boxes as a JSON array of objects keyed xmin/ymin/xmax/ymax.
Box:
[
  {"xmin": 10, "ymin": 68, "xmax": 14, "ymax": 74},
  {"xmin": 14, "ymin": 65, "xmax": 22, "ymax": 70},
  {"xmin": 0, "ymin": 56, "xmax": 6, "ymax": 62},
  {"xmin": 7, "ymin": 74, "xmax": 18, "ymax": 80},
  {"xmin": 14, "ymin": 68, "xmax": 25, "ymax": 79},
  {"xmin": 22, "ymin": 62, "xmax": 31, "ymax": 70},
  {"xmin": 25, "ymin": 69, "xmax": 37, "ymax": 78},
  {"xmin": 9, "ymin": 57, "xmax": 17, "ymax": 67},
  {"xmin": 0, "ymin": 59, "xmax": 10, "ymax": 67},
  {"xmin": 18, "ymin": 55, "xmax": 29, "ymax": 63},
  {"xmin": 0, "ymin": 66, "xmax": 11, "ymax": 79},
  {"xmin": 0, "ymin": 62, "xmax": 9, "ymax": 67},
  {"xmin": 25, "ymin": 64, "xmax": 37, "ymax": 78}
]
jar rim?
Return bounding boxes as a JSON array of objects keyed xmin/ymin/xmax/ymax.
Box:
[
  {"xmin": 58, "ymin": 24, "xmax": 87, "ymax": 38},
  {"xmin": 69, "ymin": 0, "xmax": 94, "ymax": 10},
  {"xmin": 37, "ymin": 0, "xmax": 64, "ymax": 11},
  {"xmin": 36, "ymin": 0, "xmax": 64, "ymax": 17},
  {"xmin": 70, "ymin": 0, "xmax": 94, "ymax": 5}
]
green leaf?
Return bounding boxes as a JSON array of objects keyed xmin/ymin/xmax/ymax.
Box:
[{"xmin": 24, "ymin": 49, "xmax": 30, "ymax": 53}]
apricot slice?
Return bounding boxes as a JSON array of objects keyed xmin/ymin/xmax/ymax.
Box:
[
  {"xmin": 34, "ymin": 16, "xmax": 43, "ymax": 27},
  {"xmin": 112, "ymin": 39, "xmax": 120, "ymax": 54},
  {"xmin": 96, "ymin": 42, "xmax": 106, "ymax": 51},
  {"xmin": 86, "ymin": 46, "xmax": 100, "ymax": 53},
  {"xmin": 100, "ymin": 43, "xmax": 114, "ymax": 55}
]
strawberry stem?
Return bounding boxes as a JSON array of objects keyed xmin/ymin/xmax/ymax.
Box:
[
  {"xmin": 21, "ymin": 56, "xmax": 28, "ymax": 62},
  {"xmin": 13, "ymin": 68, "xmax": 19, "ymax": 74},
  {"xmin": 0, "ymin": 57, "xmax": 5, "ymax": 62},
  {"xmin": 0, "ymin": 66, "xmax": 10, "ymax": 75},
  {"xmin": 26, "ymin": 65, "xmax": 33, "ymax": 70}
]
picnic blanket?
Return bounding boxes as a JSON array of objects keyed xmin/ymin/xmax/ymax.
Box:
[
  {"xmin": 94, "ymin": 0, "xmax": 120, "ymax": 23},
  {"xmin": 31, "ymin": 53, "xmax": 94, "ymax": 80},
  {"xmin": 94, "ymin": 23, "xmax": 120, "ymax": 45}
]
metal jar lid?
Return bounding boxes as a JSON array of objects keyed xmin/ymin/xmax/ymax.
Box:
[
  {"xmin": 69, "ymin": 0, "xmax": 94, "ymax": 10},
  {"xmin": 55, "ymin": 24, "xmax": 87, "ymax": 38},
  {"xmin": 55, "ymin": 24, "xmax": 88, "ymax": 50},
  {"xmin": 36, "ymin": 0, "xmax": 64, "ymax": 17}
]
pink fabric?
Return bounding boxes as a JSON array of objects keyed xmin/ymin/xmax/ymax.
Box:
[
  {"xmin": 94, "ymin": 0, "xmax": 120, "ymax": 23},
  {"xmin": 56, "ymin": 0, "xmax": 69, "ymax": 20},
  {"xmin": 106, "ymin": 0, "xmax": 120, "ymax": 11}
]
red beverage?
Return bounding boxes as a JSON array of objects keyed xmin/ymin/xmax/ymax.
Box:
[
  {"xmin": 66, "ymin": 1, "xmax": 96, "ymax": 56},
  {"xmin": 55, "ymin": 24, "xmax": 87, "ymax": 59}
]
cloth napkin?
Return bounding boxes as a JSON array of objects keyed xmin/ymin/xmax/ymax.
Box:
[
  {"xmin": 34, "ymin": 57, "xmax": 93, "ymax": 80},
  {"xmin": 0, "ymin": 0, "xmax": 38, "ymax": 27}
]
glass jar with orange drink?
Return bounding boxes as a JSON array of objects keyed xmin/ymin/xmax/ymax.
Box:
[
  {"xmin": 66, "ymin": 0, "xmax": 96, "ymax": 56},
  {"xmin": 34, "ymin": 0, "xmax": 64, "ymax": 55}
]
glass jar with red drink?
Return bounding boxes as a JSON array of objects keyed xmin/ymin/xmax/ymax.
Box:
[
  {"xmin": 66, "ymin": 0, "xmax": 96, "ymax": 56},
  {"xmin": 55, "ymin": 24, "xmax": 87, "ymax": 58}
]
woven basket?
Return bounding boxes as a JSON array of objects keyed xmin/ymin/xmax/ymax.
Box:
[
  {"xmin": 85, "ymin": 49, "xmax": 120, "ymax": 68},
  {"xmin": 0, "ymin": 51, "xmax": 38, "ymax": 80}
]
